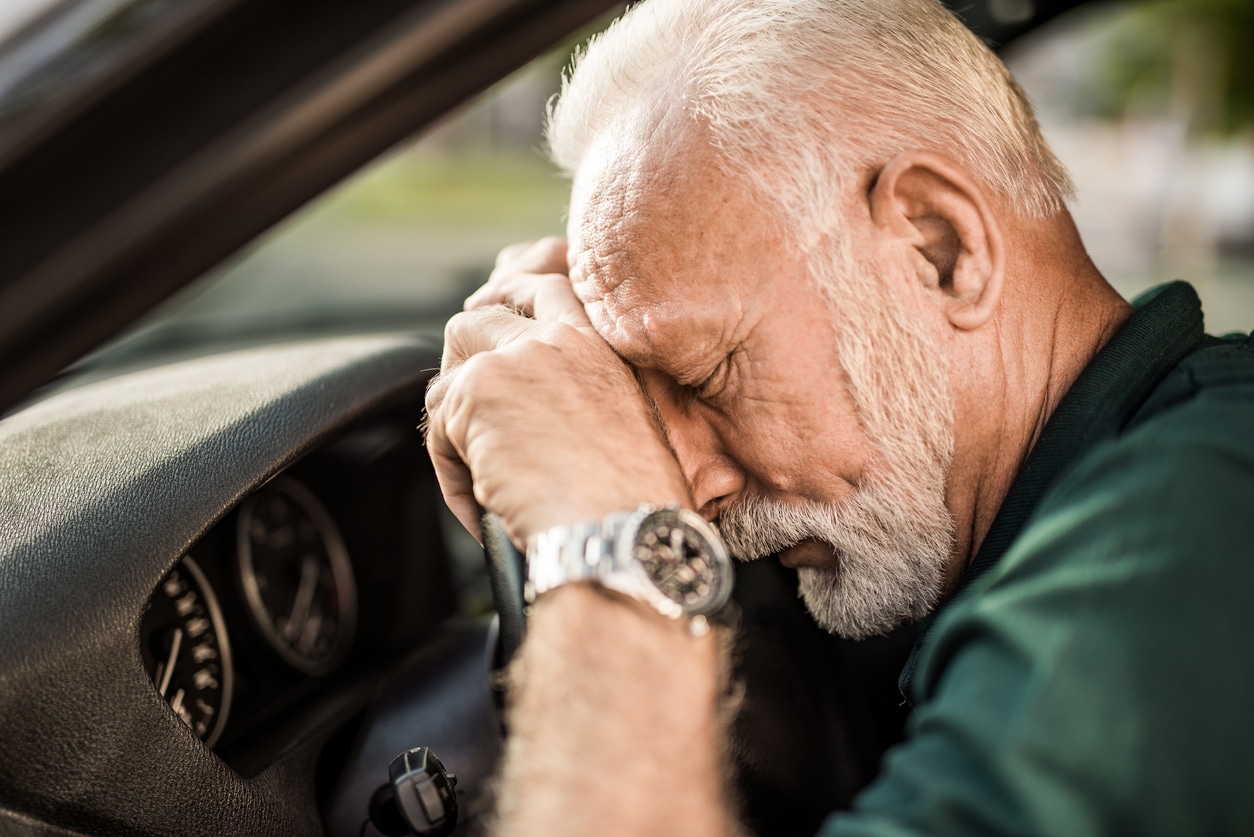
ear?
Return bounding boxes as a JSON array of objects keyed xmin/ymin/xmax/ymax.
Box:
[{"xmin": 868, "ymin": 150, "xmax": 1005, "ymax": 331}]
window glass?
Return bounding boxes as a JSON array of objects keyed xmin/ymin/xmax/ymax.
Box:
[
  {"xmin": 86, "ymin": 37, "xmax": 580, "ymax": 374},
  {"xmin": 1005, "ymin": 0, "xmax": 1254, "ymax": 333}
]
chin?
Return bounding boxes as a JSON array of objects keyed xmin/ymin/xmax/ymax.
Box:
[{"xmin": 797, "ymin": 564, "xmax": 929, "ymax": 640}]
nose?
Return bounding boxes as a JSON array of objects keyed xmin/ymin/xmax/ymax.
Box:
[{"xmin": 663, "ymin": 413, "xmax": 746, "ymax": 522}]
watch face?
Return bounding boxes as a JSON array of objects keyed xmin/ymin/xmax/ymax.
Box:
[{"xmin": 631, "ymin": 508, "xmax": 731, "ymax": 615}]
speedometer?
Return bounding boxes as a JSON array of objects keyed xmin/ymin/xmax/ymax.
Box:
[
  {"xmin": 236, "ymin": 476, "xmax": 358, "ymax": 676},
  {"xmin": 139, "ymin": 557, "xmax": 233, "ymax": 746}
]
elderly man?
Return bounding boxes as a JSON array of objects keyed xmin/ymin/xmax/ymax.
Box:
[{"xmin": 424, "ymin": 0, "xmax": 1254, "ymax": 834}]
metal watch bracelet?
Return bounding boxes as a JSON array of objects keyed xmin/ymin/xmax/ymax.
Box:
[{"xmin": 524, "ymin": 510, "xmax": 637, "ymax": 605}]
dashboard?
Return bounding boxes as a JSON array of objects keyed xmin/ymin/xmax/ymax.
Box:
[{"xmin": 0, "ymin": 335, "xmax": 491, "ymax": 836}]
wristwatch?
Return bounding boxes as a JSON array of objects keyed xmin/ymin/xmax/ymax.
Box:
[{"xmin": 525, "ymin": 505, "xmax": 734, "ymax": 621}]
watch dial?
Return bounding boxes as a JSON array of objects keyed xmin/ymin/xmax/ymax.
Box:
[
  {"xmin": 140, "ymin": 557, "xmax": 233, "ymax": 746},
  {"xmin": 632, "ymin": 511, "xmax": 729, "ymax": 614},
  {"xmin": 236, "ymin": 477, "xmax": 357, "ymax": 676}
]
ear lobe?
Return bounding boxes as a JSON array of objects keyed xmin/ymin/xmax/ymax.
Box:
[{"xmin": 868, "ymin": 151, "xmax": 1005, "ymax": 331}]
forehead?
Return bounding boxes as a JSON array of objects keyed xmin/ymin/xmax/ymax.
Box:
[{"xmin": 566, "ymin": 115, "xmax": 788, "ymax": 369}]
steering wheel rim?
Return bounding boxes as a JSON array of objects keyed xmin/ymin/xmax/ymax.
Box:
[{"xmin": 482, "ymin": 512, "xmax": 527, "ymax": 670}]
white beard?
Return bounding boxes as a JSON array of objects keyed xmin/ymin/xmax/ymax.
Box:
[
  {"xmin": 719, "ymin": 241, "xmax": 956, "ymax": 640},
  {"xmin": 719, "ymin": 456, "xmax": 952, "ymax": 639}
]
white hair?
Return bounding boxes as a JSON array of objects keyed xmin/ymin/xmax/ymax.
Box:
[
  {"xmin": 547, "ymin": 0, "xmax": 1073, "ymax": 233},
  {"xmin": 548, "ymin": 0, "xmax": 1062, "ymax": 636}
]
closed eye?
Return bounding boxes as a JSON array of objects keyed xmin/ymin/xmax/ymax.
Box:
[{"xmin": 693, "ymin": 352, "xmax": 734, "ymax": 401}]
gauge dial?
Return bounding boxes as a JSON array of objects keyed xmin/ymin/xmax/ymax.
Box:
[
  {"xmin": 237, "ymin": 476, "xmax": 357, "ymax": 675},
  {"xmin": 140, "ymin": 557, "xmax": 233, "ymax": 746}
]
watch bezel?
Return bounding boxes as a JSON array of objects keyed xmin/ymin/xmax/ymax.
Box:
[{"xmin": 613, "ymin": 506, "xmax": 733, "ymax": 619}]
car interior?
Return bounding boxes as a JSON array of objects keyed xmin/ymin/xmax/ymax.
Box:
[{"xmin": 3, "ymin": 0, "xmax": 1244, "ymax": 834}]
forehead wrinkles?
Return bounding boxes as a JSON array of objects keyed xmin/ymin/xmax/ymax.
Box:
[
  {"xmin": 572, "ymin": 169, "xmax": 646, "ymax": 303},
  {"xmin": 570, "ymin": 149, "xmax": 681, "ymax": 357},
  {"xmin": 569, "ymin": 110, "xmax": 768, "ymax": 367}
]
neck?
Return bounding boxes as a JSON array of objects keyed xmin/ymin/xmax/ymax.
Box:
[{"xmin": 945, "ymin": 211, "xmax": 1131, "ymax": 586}]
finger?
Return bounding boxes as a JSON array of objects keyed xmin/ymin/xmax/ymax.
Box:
[
  {"xmin": 440, "ymin": 306, "xmax": 536, "ymax": 372},
  {"xmin": 498, "ymin": 236, "xmax": 567, "ymax": 275},
  {"xmin": 468, "ymin": 238, "xmax": 570, "ymax": 310},
  {"xmin": 464, "ymin": 270, "xmax": 562, "ymax": 314},
  {"xmin": 424, "ymin": 377, "xmax": 484, "ymax": 542},
  {"xmin": 433, "ymin": 455, "xmax": 484, "ymax": 542},
  {"xmin": 493, "ymin": 241, "xmax": 534, "ymax": 269},
  {"xmin": 529, "ymin": 275, "xmax": 595, "ymax": 332},
  {"xmin": 467, "ymin": 272, "xmax": 588, "ymax": 326}
]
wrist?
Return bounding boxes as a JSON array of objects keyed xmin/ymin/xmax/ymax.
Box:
[{"xmin": 499, "ymin": 583, "xmax": 734, "ymax": 837}]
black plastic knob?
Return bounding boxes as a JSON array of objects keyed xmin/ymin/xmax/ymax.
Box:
[{"xmin": 368, "ymin": 747, "xmax": 459, "ymax": 836}]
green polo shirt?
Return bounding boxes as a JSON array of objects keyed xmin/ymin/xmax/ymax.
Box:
[{"xmin": 825, "ymin": 281, "xmax": 1254, "ymax": 836}]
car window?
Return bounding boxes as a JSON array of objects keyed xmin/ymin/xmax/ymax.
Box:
[
  {"xmin": 70, "ymin": 35, "xmax": 582, "ymax": 383},
  {"xmin": 1004, "ymin": 0, "xmax": 1254, "ymax": 334}
]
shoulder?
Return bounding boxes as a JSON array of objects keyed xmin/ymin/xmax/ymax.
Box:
[
  {"xmin": 989, "ymin": 330, "xmax": 1254, "ymax": 594},
  {"xmin": 945, "ymin": 331, "xmax": 1254, "ymax": 694},
  {"xmin": 1004, "ymin": 331, "xmax": 1254, "ymax": 599}
]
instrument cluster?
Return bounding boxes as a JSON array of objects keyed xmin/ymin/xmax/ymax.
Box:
[
  {"xmin": 135, "ymin": 417, "xmax": 460, "ymax": 766},
  {"xmin": 139, "ymin": 475, "xmax": 357, "ymax": 748}
]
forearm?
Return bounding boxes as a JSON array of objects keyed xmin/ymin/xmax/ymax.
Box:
[{"xmin": 494, "ymin": 583, "xmax": 738, "ymax": 837}]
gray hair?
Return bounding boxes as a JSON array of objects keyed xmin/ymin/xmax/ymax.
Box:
[{"xmin": 546, "ymin": 0, "xmax": 1073, "ymax": 234}]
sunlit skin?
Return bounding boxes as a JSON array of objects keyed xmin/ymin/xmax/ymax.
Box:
[
  {"xmin": 425, "ymin": 104, "xmax": 1132, "ymax": 835},
  {"xmin": 566, "ymin": 117, "xmax": 874, "ymax": 562}
]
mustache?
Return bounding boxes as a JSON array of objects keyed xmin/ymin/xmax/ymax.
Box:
[
  {"xmin": 718, "ymin": 483, "xmax": 947, "ymax": 565},
  {"xmin": 718, "ymin": 495, "xmax": 841, "ymax": 561}
]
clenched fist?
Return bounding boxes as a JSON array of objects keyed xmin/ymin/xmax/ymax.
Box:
[{"xmin": 423, "ymin": 238, "xmax": 693, "ymax": 546}]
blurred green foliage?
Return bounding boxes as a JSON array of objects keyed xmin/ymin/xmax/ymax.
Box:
[
  {"xmin": 297, "ymin": 8, "xmax": 621, "ymax": 230},
  {"xmin": 316, "ymin": 149, "xmax": 571, "ymax": 228},
  {"xmin": 1097, "ymin": 0, "xmax": 1254, "ymax": 134}
]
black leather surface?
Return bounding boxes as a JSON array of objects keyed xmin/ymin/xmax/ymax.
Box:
[{"xmin": 0, "ymin": 335, "xmax": 438, "ymax": 836}]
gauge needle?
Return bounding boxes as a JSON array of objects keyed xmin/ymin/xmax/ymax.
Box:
[
  {"xmin": 285, "ymin": 555, "xmax": 319, "ymax": 642},
  {"xmin": 297, "ymin": 608, "xmax": 323, "ymax": 655},
  {"xmin": 170, "ymin": 688, "xmax": 187, "ymax": 721},
  {"xmin": 157, "ymin": 628, "xmax": 183, "ymax": 697}
]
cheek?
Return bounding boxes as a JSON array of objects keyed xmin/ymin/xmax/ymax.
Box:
[{"xmin": 716, "ymin": 381, "xmax": 872, "ymax": 499}]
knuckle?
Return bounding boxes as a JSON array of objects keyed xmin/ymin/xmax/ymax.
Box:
[
  {"xmin": 534, "ymin": 237, "xmax": 564, "ymax": 257},
  {"xmin": 496, "ymin": 241, "xmax": 532, "ymax": 265},
  {"xmin": 541, "ymin": 320, "xmax": 587, "ymax": 349},
  {"xmin": 536, "ymin": 235, "xmax": 566, "ymax": 254},
  {"xmin": 460, "ymin": 348, "xmax": 505, "ymax": 383},
  {"xmin": 424, "ymin": 372, "xmax": 448, "ymax": 413},
  {"xmin": 442, "ymin": 309, "xmax": 484, "ymax": 354},
  {"xmin": 443, "ymin": 310, "xmax": 468, "ymax": 342}
]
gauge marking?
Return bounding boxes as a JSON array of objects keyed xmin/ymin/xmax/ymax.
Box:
[{"xmin": 139, "ymin": 557, "xmax": 233, "ymax": 747}]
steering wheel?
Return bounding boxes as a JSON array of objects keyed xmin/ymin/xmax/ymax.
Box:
[{"xmin": 481, "ymin": 512, "xmax": 527, "ymax": 671}]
